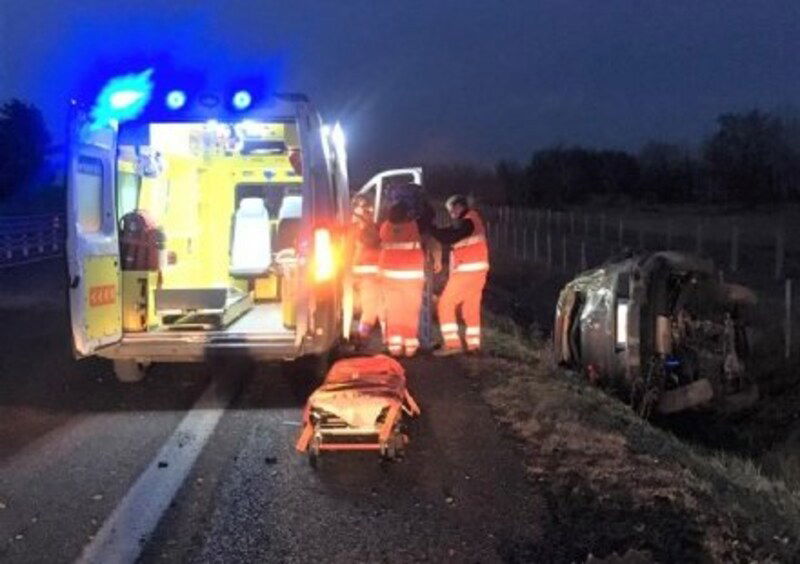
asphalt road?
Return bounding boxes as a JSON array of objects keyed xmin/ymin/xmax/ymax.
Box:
[{"xmin": 0, "ymin": 260, "xmax": 542, "ymax": 563}]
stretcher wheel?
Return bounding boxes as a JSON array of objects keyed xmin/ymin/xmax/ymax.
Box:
[
  {"xmin": 380, "ymin": 441, "xmax": 395, "ymax": 461},
  {"xmin": 308, "ymin": 436, "xmax": 321, "ymax": 469},
  {"xmin": 392, "ymin": 433, "xmax": 406, "ymax": 459},
  {"xmin": 380, "ymin": 429, "xmax": 405, "ymax": 461}
]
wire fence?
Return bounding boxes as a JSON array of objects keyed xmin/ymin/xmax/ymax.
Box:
[
  {"xmin": 0, "ymin": 213, "xmax": 64, "ymax": 269},
  {"xmin": 481, "ymin": 206, "xmax": 798, "ymax": 362}
]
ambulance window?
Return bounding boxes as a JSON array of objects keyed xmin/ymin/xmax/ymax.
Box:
[
  {"xmin": 76, "ymin": 156, "xmax": 103, "ymax": 233},
  {"xmin": 117, "ymin": 171, "xmax": 140, "ymax": 219}
]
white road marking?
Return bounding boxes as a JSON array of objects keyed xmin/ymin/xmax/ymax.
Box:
[{"xmin": 76, "ymin": 376, "xmax": 236, "ymax": 564}]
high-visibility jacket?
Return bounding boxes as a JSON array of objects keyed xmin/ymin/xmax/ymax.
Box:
[
  {"xmin": 450, "ymin": 210, "xmax": 489, "ymax": 273},
  {"xmin": 352, "ymin": 224, "xmax": 381, "ymax": 276},
  {"xmin": 379, "ymin": 220, "xmax": 424, "ymax": 280}
]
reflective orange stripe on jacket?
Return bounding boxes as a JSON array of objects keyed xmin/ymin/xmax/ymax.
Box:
[
  {"xmin": 379, "ymin": 220, "xmax": 424, "ymax": 279},
  {"xmin": 451, "ymin": 210, "xmax": 489, "ymax": 273}
]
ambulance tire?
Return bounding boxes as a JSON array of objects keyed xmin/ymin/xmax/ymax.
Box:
[{"xmin": 113, "ymin": 359, "xmax": 149, "ymax": 383}]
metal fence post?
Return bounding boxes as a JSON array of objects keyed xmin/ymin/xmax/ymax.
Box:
[
  {"xmin": 695, "ymin": 221, "xmax": 703, "ymax": 255},
  {"xmin": 580, "ymin": 240, "xmax": 587, "ymax": 270},
  {"xmin": 775, "ymin": 227, "xmax": 785, "ymax": 281},
  {"xmin": 505, "ymin": 211, "xmax": 511, "ymax": 250},
  {"xmin": 522, "ymin": 227, "xmax": 528, "ymax": 260},
  {"xmin": 666, "ymin": 218, "xmax": 673, "ymax": 249},
  {"xmin": 600, "ymin": 212, "xmax": 606, "ymax": 241},
  {"xmin": 786, "ymin": 279, "xmax": 793, "ymax": 360},
  {"xmin": 730, "ymin": 224, "xmax": 739, "ymax": 273}
]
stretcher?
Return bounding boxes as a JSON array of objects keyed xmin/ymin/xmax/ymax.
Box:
[{"xmin": 295, "ymin": 355, "xmax": 421, "ymax": 467}]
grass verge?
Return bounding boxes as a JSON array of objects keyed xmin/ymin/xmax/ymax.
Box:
[{"xmin": 463, "ymin": 310, "xmax": 800, "ymax": 563}]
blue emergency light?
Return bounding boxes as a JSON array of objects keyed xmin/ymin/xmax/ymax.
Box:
[
  {"xmin": 232, "ymin": 90, "xmax": 252, "ymax": 110},
  {"xmin": 90, "ymin": 68, "xmax": 154, "ymax": 129},
  {"xmin": 165, "ymin": 89, "xmax": 187, "ymax": 110}
]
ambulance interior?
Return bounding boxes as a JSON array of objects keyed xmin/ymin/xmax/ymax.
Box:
[{"xmin": 116, "ymin": 120, "xmax": 304, "ymax": 336}]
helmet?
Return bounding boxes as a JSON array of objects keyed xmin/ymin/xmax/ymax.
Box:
[{"xmin": 445, "ymin": 194, "xmax": 468, "ymax": 212}]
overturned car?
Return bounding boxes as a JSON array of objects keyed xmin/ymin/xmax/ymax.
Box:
[{"xmin": 554, "ymin": 251, "xmax": 758, "ymax": 417}]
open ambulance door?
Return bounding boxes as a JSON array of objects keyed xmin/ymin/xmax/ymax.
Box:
[
  {"xmin": 322, "ymin": 124, "xmax": 355, "ymax": 340},
  {"xmin": 356, "ymin": 168, "xmax": 423, "ymax": 224},
  {"xmin": 65, "ymin": 104, "xmax": 123, "ymax": 357}
]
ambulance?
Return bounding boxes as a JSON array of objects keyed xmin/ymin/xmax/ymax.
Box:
[{"xmin": 65, "ymin": 72, "xmax": 420, "ymax": 381}]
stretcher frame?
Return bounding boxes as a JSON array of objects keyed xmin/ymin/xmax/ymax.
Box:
[{"xmin": 295, "ymin": 359, "xmax": 421, "ymax": 466}]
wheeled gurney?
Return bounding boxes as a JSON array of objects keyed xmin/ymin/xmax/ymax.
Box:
[{"xmin": 295, "ymin": 355, "xmax": 420, "ymax": 466}]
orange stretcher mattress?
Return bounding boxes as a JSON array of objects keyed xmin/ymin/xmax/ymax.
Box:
[{"xmin": 295, "ymin": 355, "xmax": 420, "ymax": 454}]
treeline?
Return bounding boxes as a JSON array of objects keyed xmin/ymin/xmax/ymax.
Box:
[
  {"xmin": 492, "ymin": 110, "xmax": 800, "ymax": 207},
  {"xmin": 0, "ymin": 99, "xmax": 51, "ymax": 202}
]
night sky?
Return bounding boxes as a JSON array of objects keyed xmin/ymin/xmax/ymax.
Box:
[{"xmin": 1, "ymin": 1, "xmax": 799, "ymax": 180}]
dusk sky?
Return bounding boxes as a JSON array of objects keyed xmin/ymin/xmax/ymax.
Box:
[{"xmin": 2, "ymin": 1, "xmax": 800, "ymax": 179}]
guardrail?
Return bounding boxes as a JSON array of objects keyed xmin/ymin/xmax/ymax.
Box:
[
  {"xmin": 0, "ymin": 213, "xmax": 64, "ymax": 268},
  {"xmin": 482, "ymin": 205, "xmax": 797, "ymax": 361}
]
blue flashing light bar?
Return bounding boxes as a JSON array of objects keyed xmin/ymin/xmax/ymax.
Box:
[
  {"xmin": 165, "ymin": 89, "xmax": 187, "ymax": 110},
  {"xmin": 232, "ymin": 90, "xmax": 252, "ymax": 110},
  {"xmin": 90, "ymin": 68, "xmax": 154, "ymax": 129}
]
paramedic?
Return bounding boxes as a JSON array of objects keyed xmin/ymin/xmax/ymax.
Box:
[
  {"xmin": 428, "ymin": 195, "xmax": 489, "ymax": 355},
  {"xmin": 351, "ymin": 195, "xmax": 382, "ymax": 344},
  {"xmin": 379, "ymin": 201, "xmax": 425, "ymax": 357}
]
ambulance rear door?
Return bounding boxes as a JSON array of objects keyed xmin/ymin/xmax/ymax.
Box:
[{"xmin": 65, "ymin": 104, "xmax": 123, "ymax": 357}]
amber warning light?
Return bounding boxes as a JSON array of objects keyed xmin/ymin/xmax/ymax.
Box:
[{"xmin": 313, "ymin": 228, "xmax": 337, "ymax": 282}]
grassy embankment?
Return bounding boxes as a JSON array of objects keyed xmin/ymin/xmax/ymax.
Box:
[{"xmin": 466, "ymin": 309, "xmax": 800, "ymax": 562}]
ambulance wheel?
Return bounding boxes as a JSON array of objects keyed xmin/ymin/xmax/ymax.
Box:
[{"xmin": 113, "ymin": 360, "xmax": 148, "ymax": 383}]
